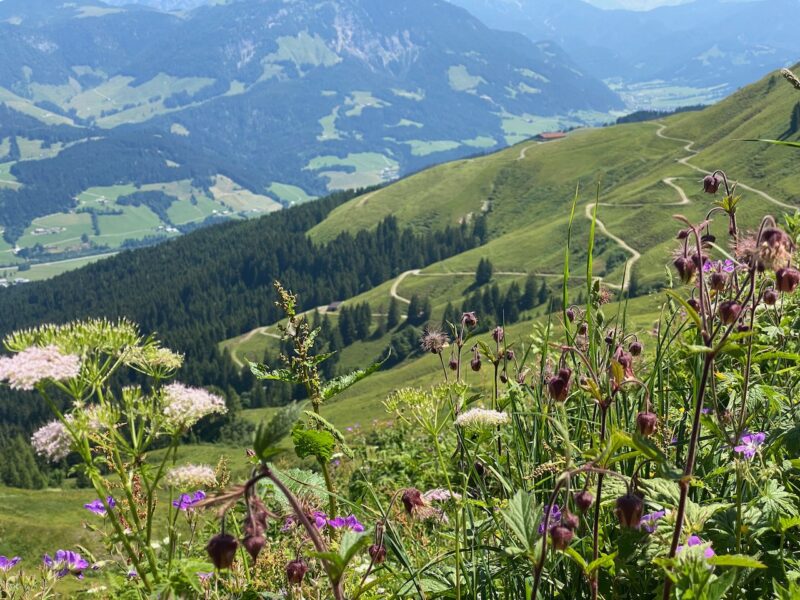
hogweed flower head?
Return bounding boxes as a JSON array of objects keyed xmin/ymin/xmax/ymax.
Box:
[
  {"xmin": 84, "ymin": 497, "xmax": 115, "ymax": 516},
  {"xmin": 454, "ymin": 407, "xmax": 509, "ymax": 429},
  {"xmin": 165, "ymin": 464, "xmax": 217, "ymax": 489},
  {"xmin": 31, "ymin": 420, "xmax": 72, "ymax": 462},
  {"xmin": 162, "ymin": 383, "xmax": 227, "ymax": 430},
  {"xmin": 0, "ymin": 346, "xmax": 81, "ymax": 391},
  {"xmin": 734, "ymin": 431, "xmax": 765, "ymax": 459}
]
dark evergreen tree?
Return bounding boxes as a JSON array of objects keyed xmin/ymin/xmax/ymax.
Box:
[
  {"xmin": 387, "ymin": 297, "xmax": 401, "ymax": 330},
  {"xmin": 521, "ymin": 274, "xmax": 538, "ymax": 310},
  {"xmin": 475, "ymin": 257, "xmax": 494, "ymax": 286},
  {"xmin": 504, "ymin": 282, "xmax": 522, "ymax": 323},
  {"xmin": 538, "ymin": 281, "xmax": 550, "ymax": 305}
]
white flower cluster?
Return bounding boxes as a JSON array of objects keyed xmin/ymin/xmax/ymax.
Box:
[
  {"xmin": 165, "ymin": 464, "xmax": 217, "ymax": 490},
  {"xmin": 423, "ymin": 488, "xmax": 462, "ymax": 502},
  {"xmin": 31, "ymin": 420, "xmax": 72, "ymax": 462},
  {"xmin": 0, "ymin": 346, "xmax": 81, "ymax": 390},
  {"xmin": 162, "ymin": 383, "xmax": 227, "ymax": 429},
  {"xmin": 455, "ymin": 408, "xmax": 510, "ymax": 429}
]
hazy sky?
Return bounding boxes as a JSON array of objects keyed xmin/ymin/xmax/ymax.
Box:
[{"xmin": 585, "ymin": 0, "xmax": 693, "ymax": 9}]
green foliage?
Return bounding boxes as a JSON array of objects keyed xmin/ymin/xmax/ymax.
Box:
[{"xmin": 291, "ymin": 426, "xmax": 336, "ymax": 462}]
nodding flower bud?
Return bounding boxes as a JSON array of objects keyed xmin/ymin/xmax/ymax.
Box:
[
  {"xmin": 690, "ymin": 253, "xmax": 709, "ymax": 271},
  {"xmin": 448, "ymin": 355, "xmax": 458, "ymax": 371},
  {"xmin": 505, "ymin": 349, "xmax": 515, "ymax": 361},
  {"xmin": 549, "ymin": 525, "xmax": 574, "ymax": 551},
  {"xmin": 242, "ymin": 534, "xmax": 266, "ymax": 561},
  {"xmin": 401, "ymin": 488, "xmax": 425, "ymax": 515},
  {"xmin": 629, "ymin": 341, "xmax": 643, "ymax": 356},
  {"xmin": 286, "ymin": 558, "xmax": 308, "ymax": 586},
  {"xmin": 763, "ymin": 289, "xmax": 779, "ymax": 306},
  {"xmin": 547, "ymin": 368, "xmax": 572, "ymax": 402},
  {"xmin": 776, "ymin": 267, "xmax": 800, "ymax": 293},
  {"xmin": 492, "ymin": 326, "xmax": 504, "ymax": 342},
  {"xmin": 703, "ymin": 174, "xmax": 721, "ymax": 194},
  {"xmin": 709, "ymin": 272, "xmax": 728, "ymax": 292},
  {"xmin": 566, "ymin": 308, "xmax": 576, "ymax": 322},
  {"xmin": 461, "ymin": 312, "xmax": 478, "ymax": 328},
  {"xmin": 636, "ymin": 411, "xmax": 658, "ymax": 437},
  {"xmin": 677, "ymin": 229, "xmax": 690, "ymax": 240},
  {"xmin": 499, "ymin": 372, "xmax": 509, "ymax": 384},
  {"xmin": 578, "ymin": 322, "xmax": 588, "ymax": 336},
  {"xmin": 737, "ymin": 323, "xmax": 750, "ymax": 333},
  {"xmin": 673, "ymin": 256, "xmax": 696, "ymax": 284},
  {"xmin": 719, "ymin": 300, "xmax": 742, "ymax": 325},
  {"xmin": 516, "ymin": 367, "xmax": 531, "ymax": 385},
  {"xmin": 368, "ymin": 544, "xmax": 387, "ymax": 565},
  {"xmin": 615, "ymin": 493, "xmax": 644, "ymax": 529},
  {"xmin": 574, "ymin": 490, "xmax": 594, "ymax": 513},
  {"xmin": 206, "ymin": 533, "xmax": 238, "ymax": 570},
  {"xmin": 687, "ymin": 297, "xmax": 700, "ymax": 312},
  {"xmin": 470, "ymin": 354, "xmax": 482, "ymax": 372},
  {"xmin": 561, "ymin": 511, "xmax": 580, "ymax": 531}
]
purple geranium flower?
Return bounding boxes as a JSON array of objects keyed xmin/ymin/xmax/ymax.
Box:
[
  {"xmin": 0, "ymin": 556, "xmax": 21, "ymax": 571},
  {"xmin": 44, "ymin": 550, "xmax": 90, "ymax": 579},
  {"xmin": 538, "ymin": 504, "xmax": 561, "ymax": 535},
  {"xmin": 198, "ymin": 571, "xmax": 214, "ymax": 582},
  {"xmin": 703, "ymin": 259, "xmax": 735, "ymax": 274},
  {"xmin": 326, "ymin": 514, "xmax": 365, "ymax": 532},
  {"xmin": 640, "ymin": 510, "xmax": 666, "ymax": 533},
  {"xmin": 83, "ymin": 497, "xmax": 115, "ymax": 516},
  {"xmin": 172, "ymin": 490, "xmax": 206, "ymax": 510},
  {"xmin": 734, "ymin": 432, "xmax": 765, "ymax": 460},
  {"xmin": 677, "ymin": 535, "xmax": 715, "ymax": 558},
  {"xmin": 313, "ymin": 511, "xmax": 328, "ymax": 529},
  {"xmin": 281, "ymin": 516, "xmax": 295, "ymax": 532}
]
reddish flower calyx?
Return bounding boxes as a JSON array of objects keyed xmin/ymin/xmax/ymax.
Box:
[
  {"xmin": 615, "ymin": 493, "xmax": 644, "ymax": 529},
  {"xmin": 286, "ymin": 558, "xmax": 308, "ymax": 586},
  {"xmin": 206, "ymin": 533, "xmax": 238, "ymax": 570},
  {"xmin": 574, "ymin": 490, "xmax": 595, "ymax": 513},
  {"xmin": 636, "ymin": 411, "xmax": 658, "ymax": 437}
]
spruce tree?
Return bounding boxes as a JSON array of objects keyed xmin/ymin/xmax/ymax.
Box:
[
  {"xmin": 387, "ymin": 297, "xmax": 401, "ymax": 329},
  {"xmin": 475, "ymin": 257, "xmax": 493, "ymax": 286},
  {"xmin": 521, "ymin": 274, "xmax": 538, "ymax": 310}
]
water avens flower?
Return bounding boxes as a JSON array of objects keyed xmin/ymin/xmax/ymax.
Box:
[
  {"xmin": 242, "ymin": 534, "xmax": 266, "ymax": 561},
  {"xmin": 206, "ymin": 533, "xmax": 238, "ymax": 570},
  {"xmin": 763, "ymin": 289, "xmax": 779, "ymax": 306},
  {"xmin": 165, "ymin": 464, "xmax": 217, "ymax": 489},
  {"xmin": 369, "ymin": 543, "xmax": 387, "ymax": 564},
  {"xmin": 401, "ymin": 488, "xmax": 425, "ymax": 515},
  {"xmin": 702, "ymin": 174, "xmax": 721, "ymax": 194},
  {"xmin": 718, "ymin": 300, "xmax": 742, "ymax": 325},
  {"xmin": 734, "ymin": 431, "xmax": 765, "ymax": 459},
  {"xmin": 629, "ymin": 340, "xmax": 643, "ymax": 356},
  {"xmin": 470, "ymin": 351, "xmax": 482, "ymax": 372},
  {"xmin": 491, "ymin": 326, "xmax": 504, "ymax": 342},
  {"xmin": 31, "ymin": 420, "xmax": 72, "ymax": 462},
  {"xmin": 454, "ymin": 407, "xmax": 510, "ymax": 429},
  {"xmin": 547, "ymin": 367, "xmax": 572, "ymax": 402},
  {"xmin": 461, "ymin": 312, "xmax": 478, "ymax": 328},
  {"xmin": 84, "ymin": 497, "xmax": 115, "ymax": 516},
  {"xmin": 615, "ymin": 493, "xmax": 644, "ymax": 529},
  {"xmin": 286, "ymin": 558, "xmax": 308, "ymax": 585},
  {"xmin": 574, "ymin": 490, "xmax": 594, "ymax": 513},
  {"xmin": 172, "ymin": 490, "xmax": 206, "ymax": 510},
  {"xmin": 162, "ymin": 383, "xmax": 227, "ymax": 430},
  {"xmin": 0, "ymin": 346, "xmax": 81, "ymax": 391},
  {"xmin": 0, "ymin": 556, "xmax": 21, "ymax": 571},
  {"xmin": 44, "ymin": 550, "xmax": 90, "ymax": 579},
  {"xmin": 776, "ymin": 267, "xmax": 800, "ymax": 293},
  {"xmin": 550, "ymin": 525, "xmax": 574, "ymax": 551},
  {"xmin": 636, "ymin": 411, "xmax": 659, "ymax": 437},
  {"xmin": 561, "ymin": 511, "xmax": 579, "ymax": 531}
]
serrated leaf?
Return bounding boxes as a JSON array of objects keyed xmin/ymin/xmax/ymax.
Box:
[
  {"xmin": 291, "ymin": 426, "xmax": 335, "ymax": 462},
  {"xmin": 303, "ymin": 411, "xmax": 354, "ymax": 459},
  {"xmin": 501, "ymin": 490, "xmax": 540, "ymax": 555},
  {"xmin": 249, "ymin": 362, "xmax": 299, "ymax": 383},
  {"xmin": 320, "ymin": 352, "xmax": 389, "ymax": 401},
  {"xmin": 707, "ymin": 555, "xmax": 766, "ymax": 569},
  {"xmin": 586, "ymin": 551, "xmax": 617, "ymax": 575}
]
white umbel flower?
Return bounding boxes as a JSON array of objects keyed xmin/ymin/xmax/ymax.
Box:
[
  {"xmin": 164, "ymin": 464, "xmax": 217, "ymax": 489},
  {"xmin": 162, "ymin": 383, "xmax": 227, "ymax": 429},
  {"xmin": 31, "ymin": 420, "xmax": 72, "ymax": 462},
  {"xmin": 454, "ymin": 408, "xmax": 510, "ymax": 429},
  {"xmin": 0, "ymin": 346, "xmax": 81, "ymax": 390}
]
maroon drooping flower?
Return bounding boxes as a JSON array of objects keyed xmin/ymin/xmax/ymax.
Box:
[
  {"xmin": 448, "ymin": 355, "xmax": 458, "ymax": 371},
  {"xmin": 566, "ymin": 308, "xmax": 576, "ymax": 322},
  {"xmin": 776, "ymin": 267, "xmax": 800, "ymax": 293},
  {"xmin": 709, "ymin": 272, "xmax": 728, "ymax": 292},
  {"xmin": 763, "ymin": 289, "xmax": 779, "ymax": 306},
  {"xmin": 574, "ymin": 490, "xmax": 594, "ymax": 513},
  {"xmin": 702, "ymin": 174, "xmax": 721, "ymax": 194},
  {"xmin": 492, "ymin": 326, "xmax": 504, "ymax": 343},
  {"xmin": 547, "ymin": 368, "xmax": 572, "ymax": 402},
  {"xmin": 401, "ymin": 488, "xmax": 425, "ymax": 515},
  {"xmin": 470, "ymin": 352, "xmax": 482, "ymax": 372},
  {"xmin": 286, "ymin": 558, "xmax": 308, "ymax": 586},
  {"xmin": 242, "ymin": 535, "xmax": 266, "ymax": 562},
  {"xmin": 505, "ymin": 349, "xmax": 515, "ymax": 361},
  {"xmin": 719, "ymin": 301, "xmax": 742, "ymax": 325},
  {"xmin": 615, "ymin": 493, "xmax": 644, "ymax": 529},
  {"xmin": 687, "ymin": 297, "xmax": 700, "ymax": 312},
  {"xmin": 636, "ymin": 411, "xmax": 658, "ymax": 437},
  {"xmin": 629, "ymin": 340, "xmax": 643, "ymax": 356},
  {"xmin": 206, "ymin": 533, "xmax": 238, "ymax": 570},
  {"xmin": 577, "ymin": 322, "xmax": 588, "ymax": 336},
  {"xmin": 561, "ymin": 511, "xmax": 580, "ymax": 531},
  {"xmin": 368, "ymin": 544, "xmax": 387, "ymax": 565},
  {"xmin": 613, "ymin": 346, "xmax": 635, "ymax": 380},
  {"xmin": 550, "ymin": 525, "xmax": 574, "ymax": 551},
  {"xmin": 461, "ymin": 312, "xmax": 478, "ymax": 328},
  {"xmin": 673, "ymin": 256, "xmax": 696, "ymax": 284}
]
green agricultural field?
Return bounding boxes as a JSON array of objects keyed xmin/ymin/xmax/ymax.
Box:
[
  {"xmin": 268, "ymin": 182, "xmax": 316, "ymax": 205},
  {"xmin": 0, "ymin": 161, "xmax": 20, "ymax": 189},
  {"xmin": 305, "ymin": 152, "xmax": 400, "ymax": 191},
  {"xmin": 17, "ymin": 212, "xmax": 94, "ymax": 252}
]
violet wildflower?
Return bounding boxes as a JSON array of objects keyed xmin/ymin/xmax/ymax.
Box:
[
  {"xmin": 44, "ymin": 550, "xmax": 90, "ymax": 579},
  {"xmin": 0, "ymin": 346, "xmax": 81, "ymax": 391},
  {"xmin": 84, "ymin": 497, "xmax": 115, "ymax": 516},
  {"xmin": 639, "ymin": 510, "xmax": 666, "ymax": 533},
  {"xmin": 281, "ymin": 516, "xmax": 295, "ymax": 532},
  {"xmin": 677, "ymin": 535, "xmax": 715, "ymax": 558},
  {"xmin": 734, "ymin": 432, "xmax": 765, "ymax": 459},
  {"xmin": 197, "ymin": 572, "xmax": 214, "ymax": 582},
  {"xmin": 313, "ymin": 511, "xmax": 328, "ymax": 529},
  {"xmin": 172, "ymin": 490, "xmax": 206, "ymax": 510},
  {"xmin": 538, "ymin": 504, "xmax": 561, "ymax": 535},
  {"xmin": 0, "ymin": 556, "xmax": 21, "ymax": 571},
  {"xmin": 327, "ymin": 514, "xmax": 365, "ymax": 532}
]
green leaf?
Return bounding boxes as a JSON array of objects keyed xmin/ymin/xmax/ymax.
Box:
[
  {"xmin": 253, "ymin": 402, "xmax": 303, "ymax": 462},
  {"xmin": 501, "ymin": 490, "xmax": 540, "ymax": 556},
  {"xmin": 291, "ymin": 426, "xmax": 336, "ymax": 462},
  {"xmin": 320, "ymin": 352, "xmax": 389, "ymax": 401},
  {"xmin": 564, "ymin": 547, "xmax": 588, "ymax": 572},
  {"xmin": 665, "ymin": 290, "xmax": 701, "ymax": 330},
  {"xmin": 303, "ymin": 410, "xmax": 354, "ymax": 459},
  {"xmin": 586, "ymin": 551, "xmax": 617, "ymax": 575},
  {"xmin": 707, "ymin": 555, "xmax": 766, "ymax": 569},
  {"xmin": 248, "ymin": 362, "xmax": 299, "ymax": 383},
  {"xmin": 741, "ymin": 138, "xmax": 800, "ymax": 149}
]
